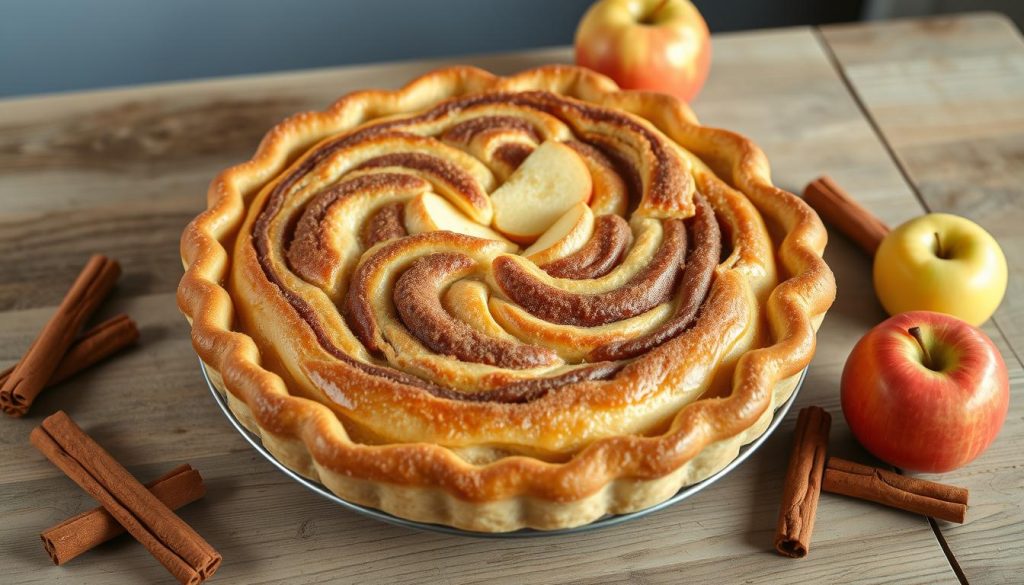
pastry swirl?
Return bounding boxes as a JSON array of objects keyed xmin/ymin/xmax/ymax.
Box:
[{"xmin": 179, "ymin": 65, "xmax": 835, "ymax": 531}]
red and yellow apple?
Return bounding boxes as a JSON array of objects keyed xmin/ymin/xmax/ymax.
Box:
[
  {"xmin": 874, "ymin": 213, "xmax": 1007, "ymax": 326},
  {"xmin": 575, "ymin": 0, "xmax": 711, "ymax": 102},
  {"xmin": 841, "ymin": 310, "xmax": 1009, "ymax": 473}
]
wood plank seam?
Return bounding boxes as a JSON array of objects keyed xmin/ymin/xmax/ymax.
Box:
[
  {"xmin": 926, "ymin": 516, "xmax": 970, "ymax": 585},
  {"xmin": 809, "ymin": 28, "xmax": 931, "ymax": 209}
]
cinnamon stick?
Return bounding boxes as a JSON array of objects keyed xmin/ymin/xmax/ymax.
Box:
[
  {"xmin": 0, "ymin": 314, "xmax": 139, "ymax": 416},
  {"xmin": 0, "ymin": 255, "xmax": 121, "ymax": 417},
  {"xmin": 774, "ymin": 406, "xmax": 831, "ymax": 558},
  {"xmin": 41, "ymin": 464, "xmax": 205, "ymax": 565},
  {"xmin": 823, "ymin": 457, "xmax": 968, "ymax": 523},
  {"xmin": 803, "ymin": 176, "xmax": 890, "ymax": 255},
  {"xmin": 31, "ymin": 411, "xmax": 221, "ymax": 584}
]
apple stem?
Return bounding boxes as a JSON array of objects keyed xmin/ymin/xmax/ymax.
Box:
[
  {"xmin": 641, "ymin": 0, "xmax": 670, "ymax": 24},
  {"xmin": 908, "ymin": 326, "xmax": 934, "ymax": 370},
  {"xmin": 934, "ymin": 232, "xmax": 947, "ymax": 259}
]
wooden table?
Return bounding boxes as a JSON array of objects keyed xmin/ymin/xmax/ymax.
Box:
[{"xmin": 2, "ymin": 12, "xmax": 1021, "ymax": 584}]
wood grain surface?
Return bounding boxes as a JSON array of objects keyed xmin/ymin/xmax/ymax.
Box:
[{"xmin": 1, "ymin": 13, "xmax": 1019, "ymax": 584}]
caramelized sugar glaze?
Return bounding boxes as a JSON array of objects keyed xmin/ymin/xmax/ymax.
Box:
[
  {"xmin": 247, "ymin": 90, "xmax": 734, "ymax": 404},
  {"xmin": 235, "ymin": 81, "xmax": 783, "ymax": 451}
]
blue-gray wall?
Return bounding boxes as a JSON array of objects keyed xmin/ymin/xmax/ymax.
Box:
[
  {"xmin": 0, "ymin": 0, "xmax": 595, "ymax": 97},
  {"xmin": 0, "ymin": 0, "xmax": 865, "ymax": 98}
]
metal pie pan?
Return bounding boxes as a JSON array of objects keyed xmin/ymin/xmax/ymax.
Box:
[{"xmin": 202, "ymin": 359, "xmax": 804, "ymax": 538}]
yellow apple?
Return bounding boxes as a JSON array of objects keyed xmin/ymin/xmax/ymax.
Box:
[
  {"xmin": 575, "ymin": 0, "xmax": 711, "ymax": 102},
  {"xmin": 874, "ymin": 213, "xmax": 1007, "ymax": 326},
  {"xmin": 490, "ymin": 140, "xmax": 592, "ymax": 244}
]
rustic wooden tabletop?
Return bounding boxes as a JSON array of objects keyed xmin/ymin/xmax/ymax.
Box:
[{"xmin": 1, "ymin": 12, "xmax": 1021, "ymax": 585}]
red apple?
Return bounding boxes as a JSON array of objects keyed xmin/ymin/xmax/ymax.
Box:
[
  {"xmin": 575, "ymin": 0, "xmax": 711, "ymax": 102},
  {"xmin": 841, "ymin": 311, "xmax": 1009, "ymax": 473}
]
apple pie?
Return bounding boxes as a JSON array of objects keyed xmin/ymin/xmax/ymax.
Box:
[{"xmin": 178, "ymin": 65, "xmax": 835, "ymax": 532}]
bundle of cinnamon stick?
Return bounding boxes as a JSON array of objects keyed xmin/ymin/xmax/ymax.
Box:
[
  {"xmin": 0, "ymin": 255, "xmax": 138, "ymax": 417},
  {"xmin": 774, "ymin": 406, "xmax": 969, "ymax": 558},
  {"xmin": 33, "ymin": 411, "xmax": 221, "ymax": 584}
]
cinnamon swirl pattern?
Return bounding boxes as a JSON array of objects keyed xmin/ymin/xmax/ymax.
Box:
[{"xmin": 180, "ymin": 66, "xmax": 835, "ymax": 531}]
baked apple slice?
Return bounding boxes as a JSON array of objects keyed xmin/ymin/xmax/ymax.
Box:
[
  {"xmin": 404, "ymin": 192, "xmax": 516, "ymax": 249},
  {"xmin": 523, "ymin": 201, "xmax": 595, "ymax": 266},
  {"xmin": 490, "ymin": 140, "xmax": 593, "ymax": 244}
]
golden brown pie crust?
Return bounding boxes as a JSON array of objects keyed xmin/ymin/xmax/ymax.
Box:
[{"xmin": 178, "ymin": 65, "xmax": 835, "ymax": 531}]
